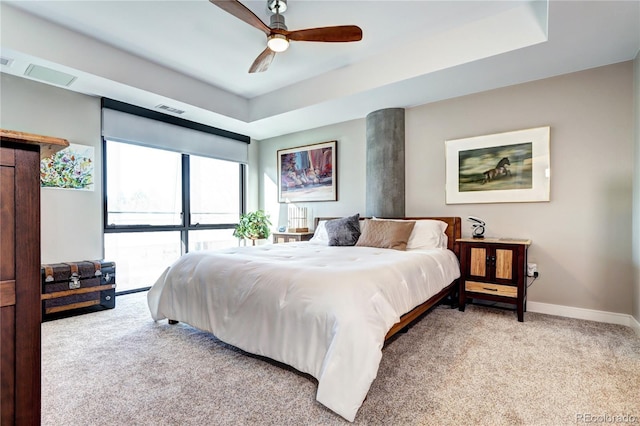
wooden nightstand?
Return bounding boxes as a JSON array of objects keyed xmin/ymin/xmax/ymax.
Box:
[
  {"xmin": 272, "ymin": 232, "xmax": 314, "ymax": 244},
  {"xmin": 457, "ymin": 238, "xmax": 531, "ymax": 322}
]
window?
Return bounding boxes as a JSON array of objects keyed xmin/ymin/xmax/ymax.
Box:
[
  {"xmin": 190, "ymin": 155, "xmax": 240, "ymax": 225},
  {"xmin": 104, "ymin": 231, "xmax": 181, "ymax": 291},
  {"xmin": 106, "ymin": 141, "xmax": 182, "ymax": 226},
  {"xmin": 188, "ymin": 229, "xmax": 236, "ymax": 252},
  {"xmin": 101, "ymin": 99, "xmax": 249, "ymax": 294},
  {"xmin": 104, "ymin": 141, "xmax": 244, "ymax": 294}
]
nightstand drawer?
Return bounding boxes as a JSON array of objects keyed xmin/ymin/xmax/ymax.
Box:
[{"xmin": 465, "ymin": 281, "xmax": 517, "ymax": 298}]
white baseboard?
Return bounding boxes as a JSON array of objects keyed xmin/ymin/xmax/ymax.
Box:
[
  {"xmin": 632, "ymin": 316, "xmax": 640, "ymax": 338},
  {"xmin": 528, "ymin": 301, "xmax": 640, "ymax": 337}
]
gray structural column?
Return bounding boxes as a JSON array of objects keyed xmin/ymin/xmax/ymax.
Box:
[{"xmin": 365, "ymin": 108, "xmax": 405, "ymax": 218}]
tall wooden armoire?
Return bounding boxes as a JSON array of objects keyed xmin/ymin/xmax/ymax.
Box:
[{"xmin": 0, "ymin": 129, "xmax": 68, "ymax": 425}]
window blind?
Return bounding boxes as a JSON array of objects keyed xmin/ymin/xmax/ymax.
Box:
[{"xmin": 102, "ymin": 103, "xmax": 249, "ymax": 164}]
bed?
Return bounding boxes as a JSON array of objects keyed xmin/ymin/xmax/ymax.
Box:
[{"xmin": 147, "ymin": 216, "xmax": 461, "ymax": 421}]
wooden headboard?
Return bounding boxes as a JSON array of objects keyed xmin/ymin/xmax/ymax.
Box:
[{"xmin": 314, "ymin": 216, "xmax": 462, "ymax": 258}]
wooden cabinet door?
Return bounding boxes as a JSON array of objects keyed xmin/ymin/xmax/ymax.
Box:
[
  {"xmin": 1, "ymin": 147, "xmax": 17, "ymax": 425},
  {"xmin": 0, "ymin": 145, "xmax": 41, "ymax": 426},
  {"xmin": 467, "ymin": 246, "xmax": 488, "ymax": 279},
  {"xmin": 494, "ymin": 248, "xmax": 515, "ymax": 281},
  {"xmin": 465, "ymin": 244, "xmax": 521, "ymax": 286}
]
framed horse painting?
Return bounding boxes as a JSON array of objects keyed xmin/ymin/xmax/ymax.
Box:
[{"xmin": 445, "ymin": 127, "xmax": 550, "ymax": 204}]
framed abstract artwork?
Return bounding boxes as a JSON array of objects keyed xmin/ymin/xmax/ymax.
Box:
[
  {"xmin": 445, "ymin": 127, "xmax": 550, "ymax": 204},
  {"xmin": 277, "ymin": 140, "xmax": 337, "ymax": 202}
]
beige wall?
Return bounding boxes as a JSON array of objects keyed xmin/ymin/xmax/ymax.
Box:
[
  {"xmin": 247, "ymin": 137, "xmax": 260, "ymax": 212},
  {"xmin": 1, "ymin": 73, "xmax": 103, "ymax": 263},
  {"xmin": 259, "ymin": 62, "xmax": 635, "ymax": 315},
  {"xmin": 1, "ymin": 60, "xmax": 634, "ymax": 316},
  {"xmin": 258, "ymin": 119, "xmax": 366, "ymax": 228},
  {"xmin": 409, "ymin": 62, "xmax": 634, "ymax": 314},
  {"xmin": 633, "ymin": 51, "xmax": 640, "ymax": 323}
]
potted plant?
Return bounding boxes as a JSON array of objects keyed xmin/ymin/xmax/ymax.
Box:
[{"xmin": 233, "ymin": 210, "xmax": 272, "ymax": 245}]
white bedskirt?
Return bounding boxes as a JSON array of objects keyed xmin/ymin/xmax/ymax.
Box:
[{"xmin": 148, "ymin": 243, "xmax": 460, "ymax": 421}]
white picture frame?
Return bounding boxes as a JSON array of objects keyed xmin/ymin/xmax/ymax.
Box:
[{"xmin": 445, "ymin": 127, "xmax": 550, "ymax": 204}]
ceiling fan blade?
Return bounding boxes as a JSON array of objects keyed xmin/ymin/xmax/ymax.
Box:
[
  {"xmin": 209, "ymin": 0, "xmax": 271, "ymax": 36},
  {"xmin": 285, "ymin": 25, "xmax": 363, "ymax": 43},
  {"xmin": 249, "ymin": 47, "xmax": 276, "ymax": 73}
]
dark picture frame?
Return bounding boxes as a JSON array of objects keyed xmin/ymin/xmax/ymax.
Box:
[{"xmin": 277, "ymin": 140, "xmax": 337, "ymax": 202}]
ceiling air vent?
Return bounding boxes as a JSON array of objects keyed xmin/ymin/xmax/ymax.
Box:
[
  {"xmin": 0, "ymin": 57, "xmax": 14, "ymax": 67},
  {"xmin": 155, "ymin": 104, "xmax": 185, "ymax": 115},
  {"xmin": 24, "ymin": 64, "xmax": 76, "ymax": 86}
]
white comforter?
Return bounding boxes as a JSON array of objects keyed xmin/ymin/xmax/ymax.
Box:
[{"xmin": 147, "ymin": 242, "xmax": 460, "ymax": 421}]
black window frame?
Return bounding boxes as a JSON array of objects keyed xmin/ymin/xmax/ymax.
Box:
[
  {"xmin": 101, "ymin": 99, "xmax": 249, "ymax": 295},
  {"xmin": 103, "ymin": 139, "xmax": 246, "ymax": 294}
]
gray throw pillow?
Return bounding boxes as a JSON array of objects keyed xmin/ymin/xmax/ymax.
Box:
[{"xmin": 325, "ymin": 214, "xmax": 361, "ymax": 246}]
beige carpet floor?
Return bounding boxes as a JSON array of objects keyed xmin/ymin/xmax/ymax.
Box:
[{"xmin": 42, "ymin": 292, "xmax": 640, "ymax": 425}]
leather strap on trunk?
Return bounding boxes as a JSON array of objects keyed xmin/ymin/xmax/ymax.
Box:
[
  {"xmin": 63, "ymin": 263, "xmax": 79, "ymax": 277},
  {"xmin": 44, "ymin": 265, "xmax": 54, "ymax": 282},
  {"xmin": 89, "ymin": 260, "xmax": 102, "ymax": 276}
]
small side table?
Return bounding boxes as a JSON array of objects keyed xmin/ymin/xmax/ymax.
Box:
[
  {"xmin": 273, "ymin": 232, "xmax": 314, "ymax": 244},
  {"xmin": 457, "ymin": 238, "xmax": 531, "ymax": 322}
]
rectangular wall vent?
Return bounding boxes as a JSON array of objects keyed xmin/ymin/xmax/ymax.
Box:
[
  {"xmin": 155, "ymin": 104, "xmax": 186, "ymax": 115},
  {"xmin": 0, "ymin": 57, "xmax": 14, "ymax": 67},
  {"xmin": 24, "ymin": 64, "xmax": 76, "ymax": 86}
]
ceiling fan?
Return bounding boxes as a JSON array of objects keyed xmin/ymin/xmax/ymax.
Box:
[{"xmin": 210, "ymin": 0, "xmax": 363, "ymax": 73}]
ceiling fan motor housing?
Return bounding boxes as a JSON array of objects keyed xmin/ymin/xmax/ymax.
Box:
[{"xmin": 270, "ymin": 13, "xmax": 287, "ymax": 31}]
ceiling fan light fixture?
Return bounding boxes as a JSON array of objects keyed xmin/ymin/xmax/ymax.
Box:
[{"xmin": 267, "ymin": 34, "xmax": 289, "ymax": 52}]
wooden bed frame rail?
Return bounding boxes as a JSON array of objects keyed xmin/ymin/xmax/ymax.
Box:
[{"xmin": 384, "ymin": 281, "xmax": 457, "ymax": 340}]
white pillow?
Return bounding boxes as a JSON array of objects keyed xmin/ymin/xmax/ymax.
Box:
[
  {"xmin": 407, "ymin": 220, "xmax": 448, "ymax": 249},
  {"xmin": 372, "ymin": 218, "xmax": 448, "ymax": 249},
  {"xmin": 308, "ymin": 220, "xmax": 329, "ymax": 245}
]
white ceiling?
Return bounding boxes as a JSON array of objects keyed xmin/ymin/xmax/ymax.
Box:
[{"xmin": 1, "ymin": 1, "xmax": 639, "ymax": 140}]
